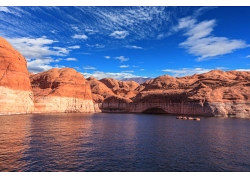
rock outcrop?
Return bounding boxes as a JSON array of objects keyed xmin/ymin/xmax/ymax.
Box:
[
  {"xmin": 87, "ymin": 77, "xmax": 139, "ymax": 112},
  {"xmin": 0, "ymin": 37, "xmax": 34, "ymax": 115},
  {"xmin": 100, "ymin": 78, "xmax": 139, "ymax": 99},
  {"xmin": 89, "ymin": 70, "xmax": 250, "ymax": 118},
  {"xmin": 30, "ymin": 68, "xmax": 95, "ymax": 113}
]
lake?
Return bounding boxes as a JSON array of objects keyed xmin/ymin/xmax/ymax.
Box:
[{"xmin": 0, "ymin": 113, "xmax": 250, "ymax": 172}]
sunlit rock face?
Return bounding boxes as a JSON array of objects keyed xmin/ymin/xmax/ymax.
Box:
[
  {"xmin": 88, "ymin": 70, "xmax": 250, "ymax": 118},
  {"xmin": 87, "ymin": 77, "xmax": 139, "ymax": 113},
  {"xmin": 30, "ymin": 68, "xmax": 95, "ymax": 113},
  {"xmin": 0, "ymin": 37, "xmax": 34, "ymax": 115},
  {"xmin": 131, "ymin": 70, "xmax": 250, "ymax": 118}
]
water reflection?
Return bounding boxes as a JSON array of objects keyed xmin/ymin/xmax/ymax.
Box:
[
  {"xmin": 0, "ymin": 115, "xmax": 31, "ymax": 171},
  {"xmin": 0, "ymin": 113, "xmax": 250, "ymax": 171}
]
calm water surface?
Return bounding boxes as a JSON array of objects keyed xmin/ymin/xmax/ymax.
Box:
[{"xmin": 0, "ymin": 113, "xmax": 250, "ymax": 172}]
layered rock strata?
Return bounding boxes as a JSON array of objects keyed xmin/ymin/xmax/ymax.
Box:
[
  {"xmin": 30, "ymin": 68, "xmax": 95, "ymax": 113},
  {"xmin": 0, "ymin": 37, "xmax": 34, "ymax": 115},
  {"xmin": 89, "ymin": 70, "xmax": 250, "ymax": 118}
]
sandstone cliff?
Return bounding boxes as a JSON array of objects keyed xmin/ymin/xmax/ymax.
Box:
[
  {"xmin": 87, "ymin": 77, "xmax": 138, "ymax": 112},
  {"xmin": 0, "ymin": 37, "xmax": 34, "ymax": 115},
  {"xmin": 30, "ymin": 68, "xmax": 95, "ymax": 113},
  {"xmin": 89, "ymin": 70, "xmax": 250, "ymax": 118}
]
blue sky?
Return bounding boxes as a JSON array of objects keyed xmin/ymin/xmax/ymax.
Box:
[{"xmin": 0, "ymin": 6, "xmax": 249, "ymax": 79}]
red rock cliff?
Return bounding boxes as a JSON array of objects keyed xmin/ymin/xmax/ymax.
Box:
[
  {"xmin": 30, "ymin": 68, "xmax": 95, "ymax": 113},
  {"xmin": 88, "ymin": 70, "xmax": 250, "ymax": 118},
  {"xmin": 0, "ymin": 37, "xmax": 34, "ymax": 114}
]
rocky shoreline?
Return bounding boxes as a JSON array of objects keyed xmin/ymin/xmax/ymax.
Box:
[{"xmin": 0, "ymin": 37, "xmax": 249, "ymax": 118}]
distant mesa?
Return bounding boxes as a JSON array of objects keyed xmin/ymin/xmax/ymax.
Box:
[
  {"xmin": 122, "ymin": 77, "xmax": 152, "ymax": 84},
  {"xmin": 0, "ymin": 36, "xmax": 249, "ymax": 118}
]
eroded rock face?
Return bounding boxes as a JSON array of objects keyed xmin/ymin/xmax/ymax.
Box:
[
  {"xmin": 89, "ymin": 70, "xmax": 250, "ymax": 118},
  {"xmin": 87, "ymin": 77, "xmax": 139, "ymax": 112},
  {"xmin": 30, "ymin": 68, "xmax": 95, "ymax": 113},
  {"xmin": 0, "ymin": 37, "xmax": 34, "ymax": 114},
  {"xmin": 100, "ymin": 78, "xmax": 139, "ymax": 99},
  {"xmin": 132, "ymin": 70, "xmax": 250, "ymax": 118}
]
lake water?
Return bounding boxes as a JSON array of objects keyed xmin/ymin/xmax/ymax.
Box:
[{"xmin": 0, "ymin": 113, "xmax": 250, "ymax": 172}]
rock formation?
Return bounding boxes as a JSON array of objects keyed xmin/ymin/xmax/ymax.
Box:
[
  {"xmin": 87, "ymin": 77, "xmax": 139, "ymax": 112},
  {"xmin": 100, "ymin": 78, "xmax": 139, "ymax": 99},
  {"xmin": 0, "ymin": 36, "xmax": 249, "ymax": 118},
  {"xmin": 30, "ymin": 68, "xmax": 95, "ymax": 113},
  {"xmin": 89, "ymin": 70, "xmax": 250, "ymax": 118},
  {"xmin": 0, "ymin": 37, "xmax": 34, "ymax": 115}
]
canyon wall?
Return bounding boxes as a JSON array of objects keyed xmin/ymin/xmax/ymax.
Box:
[
  {"xmin": 88, "ymin": 70, "xmax": 250, "ymax": 118},
  {"xmin": 0, "ymin": 37, "xmax": 34, "ymax": 115},
  {"xmin": 30, "ymin": 68, "xmax": 95, "ymax": 113}
]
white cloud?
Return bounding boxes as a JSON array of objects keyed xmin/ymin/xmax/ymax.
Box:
[
  {"xmin": 65, "ymin": 58, "xmax": 77, "ymax": 61},
  {"xmin": 86, "ymin": 43, "xmax": 105, "ymax": 48},
  {"xmin": 7, "ymin": 37, "xmax": 68, "ymax": 59},
  {"xmin": 235, "ymin": 69, "xmax": 250, "ymax": 72},
  {"xmin": 82, "ymin": 71, "xmax": 140, "ymax": 80},
  {"xmin": 71, "ymin": 25, "xmax": 80, "ymax": 32},
  {"xmin": 109, "ymin": 31, "xmax": 129, "ymax": 39},
  {"xmin": 7, "ymin": 37, "xmax": 71, "ymax": 73},
  {"xmin": 119, "ymin": 65, "xmax": 129, "ymax": 68},
  {"xmin": 83, "ymin": 66, "xmax": 96, "ymax": 70},
  {"xmin": 122, "ymin": 70, "xmax": 134, "ymax": 73},
  {"xmin": 162, "ymin": 68, "xmax": 212, "ymax": 77},
  {"xmin": 53, "ymin": 47, "xmax": 69, "ymax": 55},
  {"xmin": 27, "ymin": 58, "xmax": 54, "ymax": 73},
  {"xmin": 125, "ymin": 45, "xmax": 143, "ymax": 49},
  {"xmin": 0, "ymin": 7, "xmax": 10, "ymax": 13},
  {"xmin": 104, "ymin": 56, "xmax": 111, "ymax": 59},
  {"xmin": 69, "ymin": 45, "xmax": 80, "ymax": 49},
  {"xmin": 175, "ymin": 17, "xmax": 248, "ymax": 60},
  {"xmin": 115, "ymin": 56, "xmax": 129, "ymax": 62},
  {"xmin": 85, "ymin": 28, "xmax": 98, "ymax": 34},
  {"xmin": 72, "ymin": 34, "xmax": 88, "ymax": 39},
  {"xmin": 246, "ymin": 55, "xmax": 250, "ymax": 58}
]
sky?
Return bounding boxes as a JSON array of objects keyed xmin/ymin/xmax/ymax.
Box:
[{"xmin": 0, "ymin": 6, "xmax": 249, "ymax": 79}]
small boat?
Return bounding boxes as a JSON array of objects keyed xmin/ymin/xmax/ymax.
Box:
[
  {"xmin": 176, "ymin": 116, "xmax": 201, "ymax": 121},
  {"xmin": 194, "ymin": 117, "xmax": 201, "ymax": 121}
]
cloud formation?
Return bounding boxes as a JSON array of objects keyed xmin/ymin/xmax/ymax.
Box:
[
  {"xmin": 115, "ymin": 56, "xmax": 129, "ymax": 62},
  {"xmin": 7, "ymin": 37, "xmax": 69, "ymax": 59},
  {"xmin": 0, "ymin": 7, "xmax": 10, "ymax": 13},
  {"xmin": 7, "ymin": 37, "xmax": 71, "ymax": 73},
  {"xmin": 69, "ymin": 45, "xmax": 80, "ymax": 49},
  {"xmin": 65, "ymin": 58, "xmax": 77, "ymax": 61},
  {"xmin": 72, "ymin": 34, "xmax": 88, "ymax": 39},
  {"xmin": 176, "ymin": 17, "xmax": 248, "ymax": 60},
  {"xmin": 109, "ymin": 31, "xmax": 129, "ymax": 39},
  {"xmin": 119, "ymin": 65, "xmax": 129, "ymax": 68},
  {"xmin": 27, "ymin": 58, "xmax": 59, "ymax": 73},
  {"xmin": 125, "ymin": 45, "xmax": 143, "ymax": 49},
  {"xmin": 104, "ymin": 56, "xmax": 111, "ymax": 59},
  {"xmin": 83, "ymin": 71, "xmax": 140, "ymax": 80},
  {"xmin": 162, "ymin": 68, "xmax": 212, "ymax": 77}
]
